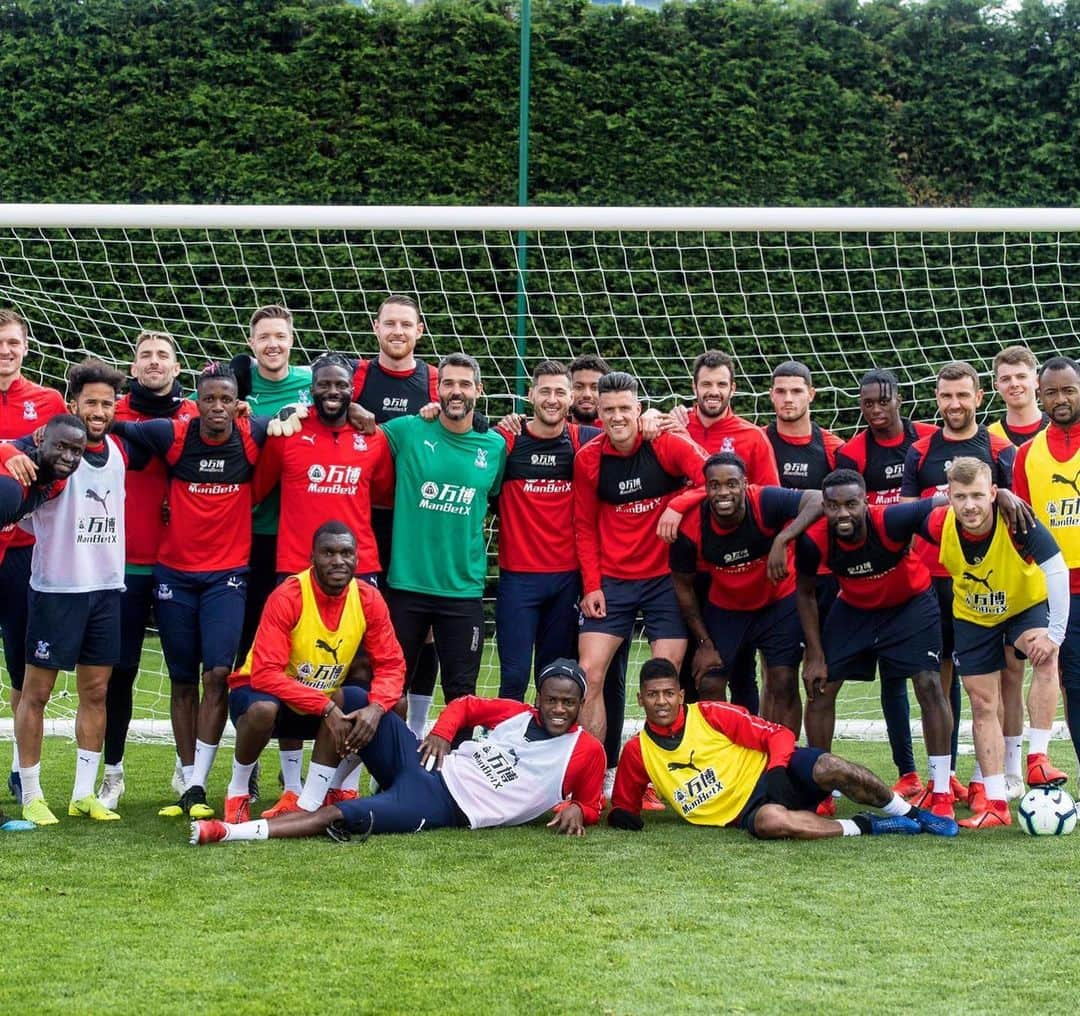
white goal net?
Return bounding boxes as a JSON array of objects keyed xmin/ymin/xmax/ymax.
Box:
[{"xmin": 2, "ymin": 204, "xmax": 1078, "ymax": 742}]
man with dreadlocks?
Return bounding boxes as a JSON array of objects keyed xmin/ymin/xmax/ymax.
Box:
[
  {"xmin": 833, "ymin": 369, "xmax": 939, "ymax": 803},
  {"xmin": 110, "ymin": 362, "xmax": 269, "ymax": 818}
]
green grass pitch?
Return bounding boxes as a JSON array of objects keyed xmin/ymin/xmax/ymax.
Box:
[{"xmin": 2, "ymin": 737, "xmax": 1079, "ymax": 1015}]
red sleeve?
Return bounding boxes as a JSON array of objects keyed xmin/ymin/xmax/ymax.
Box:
[
  {"xmin": 426, "ymin": 364, "xmax": 439, "ymax": 401},
  {"xmin": 668, "ymin": 484, "xmax": 707, "ymax": 515},
  {"xmin": 610, "ymin": 735, "xmax": 650, "ymax": 817},
  {"xmin": 835, "ymin": 432, "xmax": 866, "ymax": 473},
  {"xmin": 355, "ymin": 580, "xmax": 405, "ymax": 710},
  {"xmin": 572, "ymin": 441, "xmax": 603, "ymax": 593},
  {"xmin": 697, "ymin": 700, "xmax": 796, "ymax": 769},
  {"xmin": 0, "ymin": 443, "xmax": 19, "ymax": 464},
  {"xmin": 247, "ymin": 579, "xmax": 336, "ymax": 715},
  {"xmin": 251, "ymin": 433, "xmax": 284, "ymax": 505},
  {"xmin": 921, "ymin": 505, "xmax": 948, "ymax": 545},
  {"xmin": 1012, "ymin": 441, "xmax": 1032, "ymax": 504},
  {"xmin": 367, "ymin": 429, "xmax": 395, "ymax": 507},
  {"xmin": 428, "ymin": 696, "xmax": 532, "ymax": 742},
  {"xmin": 822, "ymin": 428, "xmax": 843, "ymax": 469},
  {"xmin": 654, "ymin": 431, "xmax": 708, "ymax": 485},
  {"xmin": 560, "ymin": 732, "xmax": 606, "ymax": 825},
  {"xmin": 351, "ymin": 360, "xmax": 370, "ymax": 402},
  {"xmin": 749, "ymin": 430, "xmax": 781, "ymax": 486}
]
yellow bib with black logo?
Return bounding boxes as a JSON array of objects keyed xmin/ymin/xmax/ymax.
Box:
[
  {"xmin": 1024, "ymin": 430, "xmax": 1080, "ymax": 569},
  {"xmin": 639, "ymin": 705, "xmax": 767, "ymax": 826},
  {"xmin": 240, "ymin": 569, "xmax": 365, "ymax": 697},
  {"xmin": 940, "ymin": 508, "xmax": 1045, "ymax": 626}
]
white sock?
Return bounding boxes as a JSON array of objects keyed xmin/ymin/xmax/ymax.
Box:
[
  {"xmin": 72, "ymin": 748, "xmax": 101, "ymax": 801},
  {"xmin": 224, "ymin": 819, "xmax": 269, "ymax": 841},
  {"xmin": 1004, "ymin": 735, "xmax": 1023, "ymax": 778},
  {"xmin": 279, "ymin": 748, "xmax": 304, "ymax": 794},
  {"xmin": 298, "ymin": 762, "xmax": 337, "ymax": 811},
  {"xmin": 227, "ymin": 759, "xmax": 256, "ymax": 798},
  {"xmin": 406, "ymin": 694, "xmax": 433, "ymax": 740},
  {"xmin": 838, "ymin": 819, "xmax": 862, "ymax": 836},
  {"xmin": 882, "ymin": 793, "xmax": 911, "ymax": 817},
  {"xmin": 331, "ymin": 755, "xmax": 362, "ymax": 792},
  {"xmin": 182, "ymin": 765, "xmax": 195, "ymax": 789},
  {"xmin": 604, "ymin": 767, "xmax": 616, "ymax": 792},
  {"xmin": 20, "ymin": 762, "xmax": 42, "ymax": 804},
  {"xmin": 192, "ymin": 740, "xmax": 219, "ymax": 790},
  {"xmin": 1028, "ymin": 728, "xmax": 1052, "ymax": 757},
  {"xmin": 984, "ymin": 772, "xmax": 1007, "ymax": 803},
  {"xmin": 929, "ymin": 755, "xmax": 951, "ymax": 795},
  {"xmin": 11, "ymin": 741, "xmax": 20, "ymax": 773},
  {"xmin": 104, "ymin": 762, "xmax": 123, "ymax": 779},
  {"xmin": 970, "ymin": 761, "xmax": 984, "ymax": 783}
]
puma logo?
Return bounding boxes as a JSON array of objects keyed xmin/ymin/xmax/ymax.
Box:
[
  {"xmin": 667, "ymin": 750, "xmax": 701, "ymax": 775},
  {"xmin": 963, "ymin": 570, "xmax": 993, "ymax": 591},
  {"xmin": 84, "ymin": 488, "xmax": 110, "ymax": 511},
  {"xmin": 301, "ymin": 434, "xmax": 317, "ymax": 445},
  {"xmin": 424, "ymin": 440, "xmax": 438, "ymax": 453},
  {"xmin": 1051, "ymin": 470, "xmax": 1080, "ymax": 497},
  {"xmin": 316, "ymin": 638, "xmax": 342, "ymax": 664}
]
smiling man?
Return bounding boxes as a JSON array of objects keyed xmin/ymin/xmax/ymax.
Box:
[
  {"xmin": 191, "ymin": 657, "xmax": 604, "ymax": 844},
  {"xmin": 608, "ymin": 658, "xmax": 956, "ymax": 839}
]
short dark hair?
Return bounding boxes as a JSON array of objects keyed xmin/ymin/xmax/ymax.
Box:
[
  {"xmin": 66, "ymin": 358, "xmax": 125, "ymax": 400},
  {"xmin": 937, "ymin": 361, "xmax": 980, "ymax": 388},
  {"xmin": 822, "ymin": 468, "xmax": 866, "ymax": 495},
  {"xmin": 196, "ymin": 363, "xmax": 238, "ymax": 392},
  {"xmin": 376, "ymin": 295, "xmax": 421, "ymax": 319},
  {"xmin": 771, "ymin": 360, "xmax": 813, "ymax": 385},
  {"xmin": 704, "ymin": 451, "xmax": 747, "ymax": 476},
  {"xmin": 597, "ymin": 371, "xmax": 637, "ymax": 397},
  {"xmin": 438, "ymin": 351, "xmax": 481, "ymax": 385},
  {"xmin": 639, "ymin": 657, "xmax": 679, "ymax": 686},
  {"xmin": 1039, "ymin": 355, "xmax": 1080, "ymax": 380},
  {"xmin": 568, "ymin": 353, "xmax": 610, "ymax": 377},
  {"xmin": 45, "ymin": 413, "xmax": 87, "ymax": 438},
  {"xmin": 858, "ymin": 368, "xmax": 900, "ymax": 392},
  {"xmin": 531, "ymin": 359, "xmax": 570, "ymax": 384},
  {"xmin": 249, "ymin": 304, "xmax": 292, "ymax": 335},
  {"xmin": 693, "ymin": 350, "xmax": 734, "ymax": 384},
  {"xmin": 311, "ymin": 352, "xmax": 354, "ymax": 381},
  {"xmin": 312, "ymin": 520, "xmax": 357, "ymax": 550}
]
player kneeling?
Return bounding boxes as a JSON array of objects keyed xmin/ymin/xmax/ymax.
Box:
[
  {"xmin": 190, "ymin": 659, "xmax": 604, "ymax": 844},
  {"xmin": 608, "ymin": 659, "xmax": 958, "ymax": 839},
  {"xmin": 208, "ymin": 521, "xmax": 405, "ymax": 824}
]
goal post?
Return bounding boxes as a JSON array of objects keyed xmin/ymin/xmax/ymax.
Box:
[{"xmin": 1, "ymin": 203, "xmax": 1077, "ymax": 744}]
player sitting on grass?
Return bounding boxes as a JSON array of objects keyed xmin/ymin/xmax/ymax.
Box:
[
  {"xmin": 190, "ymin": 658, "xmax": 605, "ymax": 844},
  {"xmin": 223, "ymin": 521, "xmax": 405, "ymax": 823},
  {"xmin": 608, "ymin": 658, "xmax": 959, "ymax": 839}
]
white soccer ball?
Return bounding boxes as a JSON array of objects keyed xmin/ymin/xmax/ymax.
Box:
[{"xmin": 1017, "ymin": 787, "xmax": 1078, "ymax": 836}]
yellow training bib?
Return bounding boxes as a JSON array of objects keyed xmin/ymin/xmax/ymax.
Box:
[
  {"xmin": 1023, "ymin": 430, "xmax": 1080, "ymax": 570},
  {"xmin": 639, "ymin": 705, "xmax": 767, "ymax": 826}
]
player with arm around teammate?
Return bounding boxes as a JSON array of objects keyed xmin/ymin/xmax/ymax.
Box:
[
  {"xmin": 607, "ymin": 658, "xmax": 957, "ymax": 839},
  {"xmin": 191, "ymin": 658, "xmax": 604, "ymax": 844}
]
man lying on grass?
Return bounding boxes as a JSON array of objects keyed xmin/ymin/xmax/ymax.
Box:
[
  {"xmin": 608, "ymin": 658, "xmax": 959, "ymax": 839},
  {"xmin": 191, "ymin": 658, "xmax": 604, "ymax": 844}
]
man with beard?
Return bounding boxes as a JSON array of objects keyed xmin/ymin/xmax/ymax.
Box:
[
  {"xmin": 833, "ymin": 368, "xmax": 938, "ymax": 801},
  {"xmin": 99, "ymin": 330, "xmax": 198, "ymax": 810},
  {"xmin": 901, "ymin": 360, "xmax": 1015, "ymax": 807},
  {"xmin": 0, "ymin": 309, "xmax": 66, "ymax": 800},
  {"xmin": 10, "ymin": 360, "xmax": 128, "ymax": 824},
  {"xmin": 492, "ymin": 361, "xmax": 599, "ymax": 700},
  {"xmin": 1014, "ymin": 356, "xmax": 1080, "ymax": 772},
  {"xmin": 763, "ymin": 361, "xmax": 843, "ymax": 492},
  {"xmin": 380, "ymin": 353, "xmax": 506, "ymax": 732}
]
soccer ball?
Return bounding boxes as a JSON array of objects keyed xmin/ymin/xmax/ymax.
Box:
[{"xmin": 1016, "ymin": 787, "xmax": 1078, "ymax": 836}]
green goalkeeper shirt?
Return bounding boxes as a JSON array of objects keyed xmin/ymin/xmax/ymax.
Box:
[{"xmin": 382, "ymin": 414, "xmax": 506, "ymax": 598}]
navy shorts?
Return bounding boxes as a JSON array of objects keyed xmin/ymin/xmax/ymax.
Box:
[
  {"xmin": 953, "ymin": 601, "xmax": 1048, "ymax": 678},
  {"xmin": 1059, "ymin": 593, "xmax": 1080, "ymax": 691},
  {"xmin": 932, "ymin": 576, "xmax": 955, "ymax": 656},
  {"xmin": 814, "ymin": 573, "xmax": 840, "ymax": 623},
  {"xmin": 229, "ymin": 684, "xmax": 366, "ymax": 740},
  {"xmin": 336, "ymin": 687, "xmax": 470, "ymax": 836},
  {"xmin": 0, "ymin": 544, "xmax": 32, "ymax": 690},
  {"xmin": 579, "ymin": 575, "xmax": 686, "ymax": 642},
  {"xmin": 824, "ymin": 588, "xmax": 943, "ymax": 682},
  {"xmin": 153, "ymin": 564, "xmax": 247, "ymax": 683},
  {"xmin": 25, "ymin": 587, "xmax": 122, "ymax": 671},
  {"xmin": 704, "ymin": 593, "xmax": 804, "ymax": 672},
  {"xmin": 737, "ymin": 747, "xmax": 829, "ymax": 836},
  {"xmin": 118, "ymin": 571, "xmax": 156, "ymax": 669}
]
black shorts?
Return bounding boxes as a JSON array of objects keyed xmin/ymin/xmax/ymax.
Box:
[
  {"xmin": 953, "ymin": 601, "xmax": 1048, "ymax": 677},
  {"xmin": 26, "ymin": 588, "xmax": 122, "ymax": 671},
  {"xmin": 737, "ymin": 747, "xmax": 829, "ymax": 837},
  {"xmin": 704, "ymin": 593, "xmax": 804, "ymax": 672}
]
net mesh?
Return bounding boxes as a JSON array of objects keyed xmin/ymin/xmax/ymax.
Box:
[{"xmin": 1, "ymin": 219, "xmax": 1076, "ymax": 739}]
